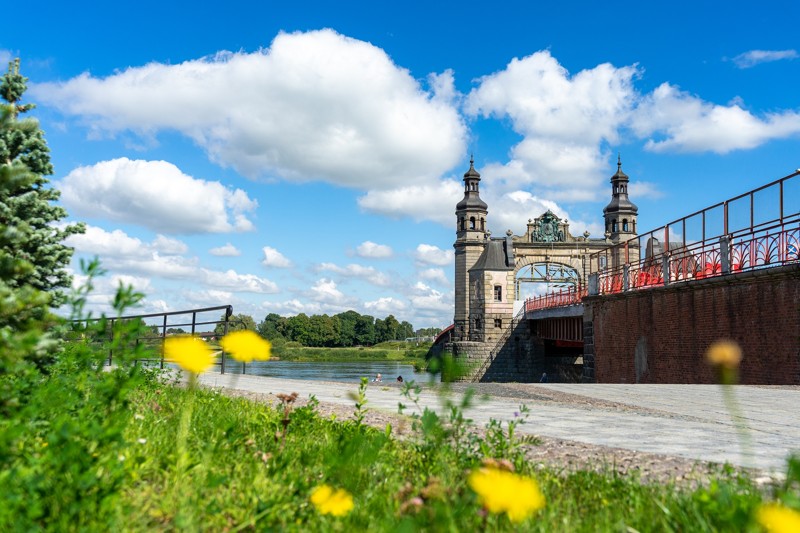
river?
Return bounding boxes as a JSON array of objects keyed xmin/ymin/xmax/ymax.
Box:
[{"xmin": 217, "ymin": 359, "xmax": 440, "ymax": 384}]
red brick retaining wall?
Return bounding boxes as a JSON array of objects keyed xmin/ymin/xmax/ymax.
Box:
[{"xmin": 584, "ymin": 264, "xmax": 800, "ymax": 384}]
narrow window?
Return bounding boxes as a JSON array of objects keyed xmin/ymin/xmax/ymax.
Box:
[
  {"xmin": 622, "ymin": 219, "xmax": 629, "ymax": 231},
  {"xmin": 494, "ymin": 318, "xmax": 502, "ymax": 328},
  {"xmin": 470, "ymin": 217, "xmax": 476, "ymax": 230},
  {"xmin": 612, "ymin": 219, "xmax": 618, "ymax": 232},
  {"xmin": 494, "ymin": 285, "xmax": 502, "ymax": 301}
]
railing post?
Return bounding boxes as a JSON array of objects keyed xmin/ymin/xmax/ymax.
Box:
[
  {"xmin": 623, "ymin": 264, "xmax": 630, "ymax": 291},
  {"xmin": 720, "ymin": 235, "xmax": 731, "ymax": 274},
  {"xmin": 588, "ymin": 273, "xmax": 599, "ymax": 296},
  {"xmin": 662, "ymin": 254, "xmax": 671, "ymax": 286}
]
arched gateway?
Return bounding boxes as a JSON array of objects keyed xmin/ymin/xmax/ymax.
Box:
[{"xmin": 449, "ymin": 156, "xmax": 639, "ymax": 381}]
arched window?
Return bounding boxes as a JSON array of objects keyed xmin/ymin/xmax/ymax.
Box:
[
  {"xmin": 480, "ymin": 218, "xmax": 485, "ymax": 231},
  {"xmin": 622, "ymin": 219, "xmax": 629, "ymax": 231},
  {"xmin": 460, "ymin": 217, "xmax": 465, "ymax": 231},
  {"xmin": 470, "ymin": 217, "xmax": 476, "ymax": 230},
  {"xmin": 612, "ymin": 219, "xmax": 618, "ymax": 232}
]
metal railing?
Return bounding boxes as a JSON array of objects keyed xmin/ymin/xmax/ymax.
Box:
[
  {"xmin": 524, "ymin": 285, "xmax": 587, "ymax": 313},
  {"xmin": 70, "ymin": 304, "xmax": 236, "ymax": 371},
  {"xmin": 590, "ymin": 170, "xmax": 800, "ymax": 295}
]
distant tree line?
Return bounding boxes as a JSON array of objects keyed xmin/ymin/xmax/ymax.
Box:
[{"xmin": 213, "ymin": 310, "xmax": 441, "ymax": 348}]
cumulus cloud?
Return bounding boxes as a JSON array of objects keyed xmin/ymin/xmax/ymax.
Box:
[
  {"xmin": 66, "ymin": 225, "xmax": 277, "ymax": 293},
  {"xmin": 309, "ymin": 278, "xmax": 351, "ymax": 306},
  {"xmin": 261, "ymin": 246, "xmax": 292, "ymax": 268},
  {"xmin": 34, "ymin": 29, "xmax": 466, "ymax": 189},
  {"xmin": 630, "ymin": 83, "xmax": 800, "ymax": 153},
  {"xmin": 465, "ymin": 51, "xmax": 639, "ymax": 199},
  {"xmin": 355, "ymin": 241, "xmax": 393, "ymax": 259},
  {"xmin": 357, "ymin": 179, "xmax": 462, "ymax": 224},
  {"xmin": 409, "ymin": 282, "xmax": 452, "ymax": 313},
  {"xmin": 418, "ymin": 268, "xmax": 449, "ymax": 286},
  {"xmin": 200, "ymin": 269, "xmax": 278, "ymax": 293},
  {"xmin": 58, "ymin": 158, "xmax": 257, "ymax": 234},
  {"xmin": 317, "ymin": 262, "xmax": 391, "ymax": 287},
  {"xmin": 414, "ymin": 244, "xmax": 454, "ymax": 266},
  {"xmin": 209, "ymin": 243, "xmax": 241, "ymax": 256},
  {"xmin": 732, "ymin": 49, "xmax": 798, "ymax": 68},
  {"xmin": 364, "ymin": 297, "xmax": 408, "ymax": 315}
]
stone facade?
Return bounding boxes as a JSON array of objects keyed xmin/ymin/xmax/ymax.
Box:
[{"xmin": 450, "ymin": 158, "xmax": 638, "ymax": 382}]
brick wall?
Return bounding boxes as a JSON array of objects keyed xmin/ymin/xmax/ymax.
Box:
[{"xmin": 584, "ymin": 264, "xmax": 800, "ymax": 384}]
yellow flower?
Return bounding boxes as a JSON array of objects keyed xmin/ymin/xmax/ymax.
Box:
[
  {"xmin": 468, "ymin": 466, "xmax": 545, "ymax": 523},
  {"xmin": 310, "ymin": 484, "xmax": 354, "ymax": 517},
  {"xmin": 758, "ymin": 503, "xmax": 800, "ymax": 533},
  {"xmin": 705, "ymin": 340, "xmax": 742, "ymax": 369},
  {"xmin": 164, "ymin": 335, "xmax": 214, "ymax": 375},
  {"xmin": 220, "ymin": 330, "xmax": 271, "ymax": 362}
]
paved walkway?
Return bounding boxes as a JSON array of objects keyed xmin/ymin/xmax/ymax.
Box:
[{"xmin": 196, "ymin": 372, "xmax": 799, "ymax": 473}]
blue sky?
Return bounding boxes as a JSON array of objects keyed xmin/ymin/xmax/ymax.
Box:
[{"xmin": 3, "ymin": 1, "xmax": 799, "ymax": 329}]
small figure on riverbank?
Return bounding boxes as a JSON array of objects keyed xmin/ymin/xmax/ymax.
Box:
[
  {"xmin": 372, "ymin": 373, "xmax": 382, "ymax": 382},
  {"xmin": 396, "ymin": 375, "xmax": 403, "ymax": 383},
  {"xmin": 539, "ymin": 372, "xmax": 548, "ymax": 383}
]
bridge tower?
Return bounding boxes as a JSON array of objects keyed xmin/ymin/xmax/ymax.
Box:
[
  {"xmin": 603, "ymin": 155, "xmax": 639, "ymax": 268},
  {"xmin": 453, "ymin": 156, "xmax": 488, "ymax": 341}
]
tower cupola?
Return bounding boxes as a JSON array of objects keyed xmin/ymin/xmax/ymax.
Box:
[
  {"xmin": 603, "ymin": 155, "xmax": 638, "ymax": 242},
  {"xmin": 455, "ymin": 155, "xmax": 488, "ymax": 237}
]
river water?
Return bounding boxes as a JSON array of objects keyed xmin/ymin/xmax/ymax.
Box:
[{"xmin": 217, "ymin": 359, "xmax": 440, "ymax": 384}]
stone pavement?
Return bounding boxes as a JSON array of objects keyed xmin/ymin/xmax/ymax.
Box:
[{"xmin": 196, "ymin": 372, "xmax": 799, "ymax": 473}]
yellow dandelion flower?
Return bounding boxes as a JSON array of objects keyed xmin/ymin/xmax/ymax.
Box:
[
  {"xmin": 220, "ymin": 330, "xmax": 271, "ymax": 362},
  {"xmin": 468, "ymin": 466, "xmax": 545, "ymax": 523},
  {"xmin": 758, "ymin": 503, "xmax": 800, "ymax": 533},
  {"xmin": 705, "ymin": 340, "xmax": 742, "ymax": 369},
  {"xmin": 310, "ymin": 484, "xmax": 354, "ymax": 517},
  {"xmin": 164, "ymin": 335, "xmax": 214, "ymax": 375}
]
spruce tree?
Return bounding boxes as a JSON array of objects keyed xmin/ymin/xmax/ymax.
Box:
[{"xmin": 0, "ymin": 58, "xmax": 84, "ymax": 306}]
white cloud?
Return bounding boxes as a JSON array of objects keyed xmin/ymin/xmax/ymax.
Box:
[
  {"xmin": 34, "ymin": 29, "xmax": 466, "ymax": 190},
  {"xmin": 467, "ymin": 51, "xmax": 638, "ymax": 144},
  {"xmin": 630, "ymin": 83, "xmax": 800, "ymax": 153},
  {"xmin": 316, "ymin": 262, "xmax": 391, "ymax": 287},
  {"xmin": 628, "ymin": 181, "xmax": 663, "ymax": 199},
  {"xmin": 409, "ymin": 282, "xmax": 452, "ymax": 313},
  {"xmin": 200, "ymin": 269, "xmax": 279, "ymax": 293},
  {"xmin": 357, "ymin": 179, "xmax": 462, "ymax": 224},
  {"xmin": 153, "ymin": 234, "xmax": 189, "ymax": 254},
  {"xmin": 464, "ymin": 51, "xmax": 638, "ymax": 200},
  {"xmin": 364, "ymin": 297, "xmax": 407, "ymax": 315},
  {"xmin": 732, "ymin": 49, "xmax": 798, "ymax": 68},
  {"xmin": 183, "ymin": 289, "xmax": 235, "ymax": 305},
  {"xmin": 355, "ymin": 241, "xmax": 393, "ymax": 259},
  {"xmin": 67, "ymin": 225, "xmax": 277, "ymax": 293},
  {"xmin": 209, "ymin": 243, "xmax": 241, "ymax": 257},
  {"xmin": 309, "ymin": 278, "xmax": 348, "ymax": 305},
  {"xmin": 58, "ymin": 158, "xmax": 257, "ymax": 234},
  {"xmin": 261, "ymin": 246, "xmax": 291, "ymax": 268},
  {"xmin": 418, "ymin": 268, "xmax": 449, "ymax": 286},
  {"xmin": 414, "ymin": 244, "xmax": 454, "ymax": 266},
  {"xmin": 262, "ymin": 299, "xmax": 324, "ymax": 316}
]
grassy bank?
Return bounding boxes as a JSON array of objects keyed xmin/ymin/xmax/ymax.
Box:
[
  {"xmin": 272, "ymin": 339, "xmax": 429, "ymax": 365},
  {"xmin": 4, "ymin": 345, "xmax": 798, "ymax": 531}
]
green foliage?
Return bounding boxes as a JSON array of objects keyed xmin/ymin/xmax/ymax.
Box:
[
  {"xmin": 213, "ymin": 312, "xmax": 256, "ymax": 336},
  {"xmin": 0, "ymin": 59, "xmax": 84, "ymax": 306},
  {"xmin": 256, "ymin": 309, "xmax": 433, "ymax": 348}
]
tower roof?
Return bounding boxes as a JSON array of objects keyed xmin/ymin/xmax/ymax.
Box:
[
  {"xmin": 456, "ymin": 156, "xmax": 488, "ymax": 211},
  {"xmin": 470, "ymin": 238, "xmax": 514, "ymax": 272},
  {"xmin": 603, "ymin": 155, "xmax": 638, "ymax": 214}
]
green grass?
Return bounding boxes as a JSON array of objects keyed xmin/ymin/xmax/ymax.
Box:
[{"xmin": 1, "ymin": 353, "xmax": 780, "ymax": 532}]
